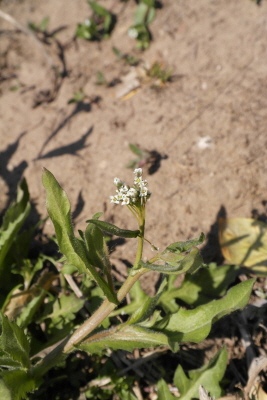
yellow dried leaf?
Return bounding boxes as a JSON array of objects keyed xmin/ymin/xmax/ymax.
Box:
[{"xmin": 218, "ymin": 218, "xmax": 267, "ymax": 271}]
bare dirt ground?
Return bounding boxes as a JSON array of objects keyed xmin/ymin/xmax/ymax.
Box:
[{"xmin": 1, "ymin": 0, "xmax": 267, "ymax": 397}]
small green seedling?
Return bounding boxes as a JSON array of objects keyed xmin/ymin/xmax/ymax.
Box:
[
  {"xmin": 127, "ymin": 143, "xmax": 167, "ymax": 174},
  {"xmin": 28, "ymin": 16, "xmax": 50, "ymax": 34},
  {"xmin": 95, "ymin": 70, "xmax": 107, "ymax": 85},
  {"xmin": 76, "ymin": 1, "xmax": 116, "ymax": 41},
  {"xmin": 128, "ymin": 0, "xmax": 157, "ymax": 49},
  {"xmin": 146, "ymin": 61, "xmax": 172, "ymax": 84},
  {"xmin": 67, "ymin": 88, "xmax": 86, "ymax": 104},
  {"xmin": 112, "ymin": 47, "xmax": 139, "ymax": 66}
]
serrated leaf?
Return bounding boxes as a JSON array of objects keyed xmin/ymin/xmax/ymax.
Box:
[
  {"xmin": 174, "ymin": 346, "xmax": 228, "ymax": 400},
  {"xmin": 157, "ymin": 379, "xmax": 177, "ymax": 400},
  {"xmin": 0, "ymin": 369, "xmax": 36, "ymax": 400},
  {"xmin": 0, "ymin": 312, "xmax": 30, "ymax": 368},
  {"xmin": 77, "ymin": 324, "xmax": 171, "ymax": 354},
  {"xmin": 155, "ymin": 279, "xmax": 255, "ymax": 343},
  {"xmin": 163, "ymin": 233, "xmax": 205, "ymax": 254},
  {"xmin": 85, "ymin": 219, "xmax": 140, "ymax": 238},
  {"xmin": 139, "ymin": 248, "xmax": 204, "ymax": 275},
  {"xmin": 0, "ymin": 357, "xmax": 22, "ymax": 369}
]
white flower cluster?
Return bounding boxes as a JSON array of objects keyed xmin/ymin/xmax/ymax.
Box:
[{"xmin": 110, "ymin": 168, "xmax": 151, "ymax": 206}]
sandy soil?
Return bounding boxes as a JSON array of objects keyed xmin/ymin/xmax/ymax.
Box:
[{"xmin": 1, "ymin": 0, "xmax": 267, "ymax": 283}]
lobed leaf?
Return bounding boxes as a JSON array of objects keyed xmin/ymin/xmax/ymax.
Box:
[{"xmin": 0, "ymin": 370, "xmax": 36, "ymax": 400}]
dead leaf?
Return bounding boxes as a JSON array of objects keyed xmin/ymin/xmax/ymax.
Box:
[
  {"xmin": 218, "ymin": 218, "xmax": 267, "ymax": 272},
  {"xmin": 4, "ymin": 270, "xmax": 57, "ymax": 319}
]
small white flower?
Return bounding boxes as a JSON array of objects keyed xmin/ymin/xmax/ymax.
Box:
[
  {"xmin": 121, "ymin": 195, "xmax": 130, "ymax": 205},
  {"xmin": 120, "ymin": 185, "xmax": 129, "ymax": 193},
  {"xmin": 139, "ymin": 186, "xmax": 148, "ymax": 197},
  {"xmin": 127, "ymin": 188, "xmax": 137, "ymax": 197},
  {"xmin": 110, "ymin": 195, "xmax": 120, "ymax": 204},
  {"xmin": 134, "ymin": 176, "xmax": 143, "ymax": 186},
  {"xmin": 133, "ymin": 168, "xmax": 143, "ymax": 177},
  {"xmin": 128, "ymin": 27, "xmax": 138, "ymax": 39},
  {"xmin": 116, "ymin": 192, "xmax": 124, "ymax": 201},
  {"xmin": 114, "ymin": 177, "xmax": 123, "ymax": 187}
]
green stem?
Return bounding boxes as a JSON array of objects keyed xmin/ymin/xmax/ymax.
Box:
[{"xmin": 32, "ymin": 206, "xmax": 147, "ymax": 380}]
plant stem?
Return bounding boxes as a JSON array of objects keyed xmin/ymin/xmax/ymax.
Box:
[{"xmin": 32, "ymin": 206, "xmax": 147, "ymax": 379}]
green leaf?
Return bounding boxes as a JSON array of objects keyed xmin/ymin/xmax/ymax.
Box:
[
  {"xmin": 42, "ymin": 169, "xmax": 89, "ymax": 277},
  {"xmin": 85, "ymin": 213, "xmax": 111, "ymax": 272},
  {"xmin": 44, "ymin": 294, "xmax": 84, "ymax": 329},
  {"xmin": 42, "ymin": 170, "xmax": 117, "ymax": 303},
  {"xmin": 77, "ymin": 324, "xmax": 171, "ymax": 354},
  {"xmin": 16, "ymin": 291, "xmax": 46, "ymax": 328},
  {"xmin": 160, "ymin": 263, "xmax": 241, "ymax": 307},
  {"xmin": 146, "ymin": 6, "xmax": 156, "ymax": 24},
  {"xmin": 39, "ymin": 16, "xmax": 50, "ymax": 32},
  {"xmin": 120, "ymin": 389, "xmax": 138, "ymax": 400},
  {"xmin": 88, "ymin": 1, "xmax": 110, "ymax": 17},
  {"xmin": 0, "ymin": 179, "xmax": 30, "ymax": 275},
  {"xmin": 163, "ymin": 233, "xmax": 205, "ymax": 254},
  {"xmin": 110, "ymin": 280, "xmax": 147, "ymax": 317},
  {"xmin": 126, "ymin": 278, "xmax": 167, "ymax": 325},
  {"xmin": 155, "ymin": 279, "xmax": 255, "ymax": 343},
  {"xmin": 157, "ymin": 379, "xmax": 176, "ymax": 400},
  {"xmin": 0, "ymin": 379, "xmax": 12, "ymax": 400},
  {"xmin": 139, "ymin": 248, "xmax": 204, "ymax": 275},
  {"xmin": 0, "ymin": 357, "xmax": 22, "ymax": 369},
  {"xmin": 134, "ymin": 3, "xmax": 149, "ymax": 25},
  {"xmin": 174, "ymin": 346, "xmax": 228, "ymax": 400},
  {"xmin": 0, "ymin": 370, "xmax": 36, "ymax": 400},
  {"xmin": 129, "ymin": 143, "xmax": 144, "ymax": 157},
  {"xmin": 85, "ymin": 219, "xmax": 140, "ymax": 238},
  {"xmin": 0, "ymin": 312, "xmax": 30, "ymax": 368}
]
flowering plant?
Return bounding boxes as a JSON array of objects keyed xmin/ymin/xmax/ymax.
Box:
[{"xmin": 0, "ymin": 168, "xmax": 255, "ymax": 399}]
